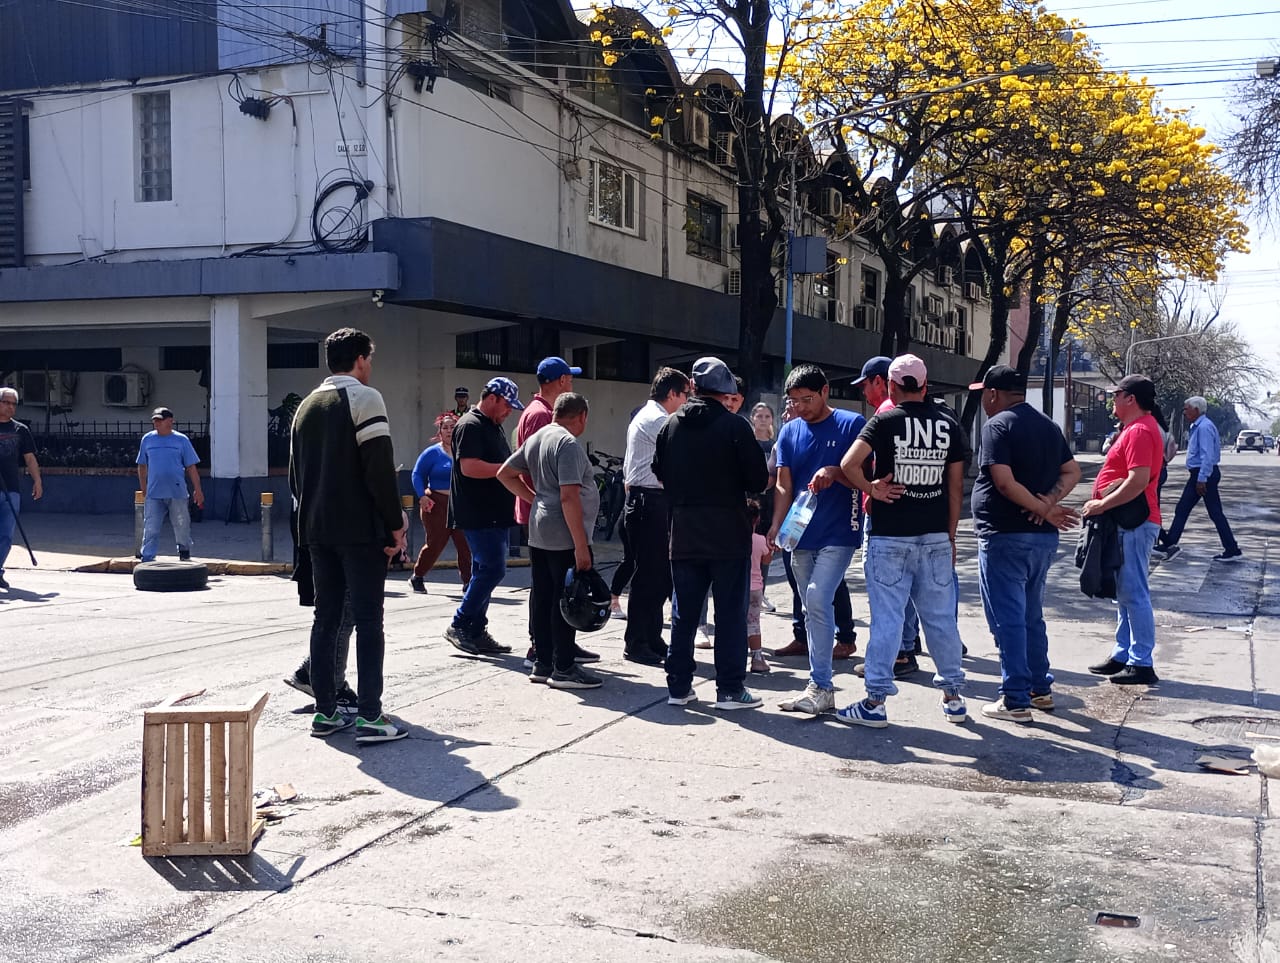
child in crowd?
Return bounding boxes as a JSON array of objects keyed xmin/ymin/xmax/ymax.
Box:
[{"xmin": 747, "ymin": 499, "xmax": 772, "ymax": 674}]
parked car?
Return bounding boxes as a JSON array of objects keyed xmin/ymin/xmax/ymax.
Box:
[
  {"xmin": 1235, "ymin": 429, "xmax": 1264, "ymax": 453},
  {"xmin": 1265, "ymin": 434, "xmax": 1275, "ymax": 452}
]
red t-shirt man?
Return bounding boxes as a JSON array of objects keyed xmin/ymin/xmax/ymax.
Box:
[{"xmin": 1092, "ymin": 406, "xmax": 1164, "ymax": 524}]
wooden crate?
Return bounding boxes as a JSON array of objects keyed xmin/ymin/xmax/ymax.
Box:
[{"xmin": 141, "ymin": 690, "xmax": 270, "ymax": 857}]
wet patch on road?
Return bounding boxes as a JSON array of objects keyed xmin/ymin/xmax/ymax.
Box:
[{"xmin": 678, "ymin": 828, "xmax": 1249, "ymax": 962}]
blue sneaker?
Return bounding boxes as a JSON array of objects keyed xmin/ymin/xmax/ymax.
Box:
[
  {"xmin": 835, "ymin": 699, "xmax": 888, "ymax": 728},
  {"xmin": 942, "ymin": 692, "xmax": 968, "ymax": 724},
  {"xmin": 311, "ymin": 712, "xmax": 353, "ymax": 737}
]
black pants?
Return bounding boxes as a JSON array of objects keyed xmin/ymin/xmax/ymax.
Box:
[
  {"xmin": 623, "ymin": 489, "xmax": 671, "ymax": 652},
  {"xmin": 530, "ymin": 546, "xmax": 579, "ymax": 671},
  {"xmin": 783, "ymin": 549, "xmax": 856, "ymax": 644},
  {"xmin": 309, "ymin": 543, "xmax": 388, "ymax": 719},
  {"xmin": 610, "ymin": 512, "xmax": 636, "ymax": 595},
  {"xmin": 1164, "ymin": 467, "xmax": 1239, "ymax": 552}
]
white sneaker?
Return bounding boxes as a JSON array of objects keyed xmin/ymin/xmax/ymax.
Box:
[
  {"xmin": 980, "ymin": 697, "xmax": 1032, "ymax": 723},
  {"xmin": 779, "ymin": 682, "xmax": 836, "ymax": 715},
  {"xmin": 761, "ymin": 596, "xmax": 776, "ymax": 613},
  {"xmin": 610, "ymin": 601, "xmax": 627, "ymax": 620},
  {"xmin": 942, "ymin": 693, "xmax": 969, "ymax": 724},
  {"xmin": 695, "ymin": 624, "xmax": 714, "ymax": 649}
]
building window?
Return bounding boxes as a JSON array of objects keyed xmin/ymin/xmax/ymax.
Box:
[
  {"xmin": 456, "ymin": 325, "xmax": 559, "ymax": 373},
  {"xmin": 588, "ymin": 158, "xmax": 638, "ymax": 234},
  {"xmin": 814, "ymin": 252, "xmax": 840, "ymax": 300},
  {"xmin": 267, "ymin": 342, "xmax": 321, "ymax": 369},
  {"xmin": 135, "ymin": 92, "xmax": 172, "ymax": 202},
  {"xmin": 686, "ymin": 193, "xmax": 723, "ymax": 262},
  {"xmin": 861, "ymin": 266, "xmax": 879, "ymax": 305}
]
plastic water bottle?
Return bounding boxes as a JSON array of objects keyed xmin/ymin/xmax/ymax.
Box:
[{"xmin": 776, "ymin": 489, "xmax": 817, "ymax": 552}]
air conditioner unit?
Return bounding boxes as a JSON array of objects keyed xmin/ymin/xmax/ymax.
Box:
[
  {"xmin": 712, "ymin": 131, "xmax": 736, "ymax": 169},
  {"xmin": 681, "ymin": 105, "xmax": 711, "ymax": 151},
  {"xmin": 944, "ymin": 328, "xmax": 956, "ymax": 351},
  {"xmin": 965, "ymin": 281, "xmax": 982, "ymax": 301},
  {"xmin": 726, "ymin": 268, "xmax": 742, "ymax": 296},
  {"xmin": 103, "ymin": 371, "xmax": 149, "ymax": 408},
  {"xmin": 910, "ymin": 318, "xmax": 924, "ymax": 340},
  {"xmin": 936, "ymin": 265, "xmax": 953, "ymax": 286},
  {"xmin": 826, "ymin": 299, "xmax": 846, "ymax": 325},
  {"xmin": 8, "ymin": 370, "xmax": 75, "ymax": 408},
  {"xmin": 853, "ymin": 303, "xmax": 882, "ymax": 330},
  {"xmin": 818, "ymin": 188, "xmax": 843, "ymax": 218},
  {"xmin": 944, "ymin": 309, "xmax": 959, "ymax": 327}
]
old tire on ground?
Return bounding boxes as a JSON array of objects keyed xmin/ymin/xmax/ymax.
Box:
[{"xmin": 133, "ymin": 560, "xmax": 209, "ymax": 592}]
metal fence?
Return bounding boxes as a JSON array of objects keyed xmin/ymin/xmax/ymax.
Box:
[{"xmin": 32, "ymin": 421, "xmax": 210, "ymax": 468}]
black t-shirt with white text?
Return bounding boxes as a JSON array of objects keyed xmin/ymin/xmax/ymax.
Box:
[{"xmin": 858, "ymin": 401, "xmax": 968, "ymax": 537}]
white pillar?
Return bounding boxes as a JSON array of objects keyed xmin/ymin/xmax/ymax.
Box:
[{"xmin": 209, "ymin": 296, "xmax": 268, "ymax": 478}]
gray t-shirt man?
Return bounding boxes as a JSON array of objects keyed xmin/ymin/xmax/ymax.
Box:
[{"xmin": 502, "ymin": 424, "xmax": 599, "ymax": 550}]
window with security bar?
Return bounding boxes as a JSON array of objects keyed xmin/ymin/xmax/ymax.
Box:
[
  {"xmin": 135, "ymin": 92, "xmax": 172, "ymax": 202},
  {"xmin": 686, "ymin": 193, "xmax": 723, "ymax": 263}
]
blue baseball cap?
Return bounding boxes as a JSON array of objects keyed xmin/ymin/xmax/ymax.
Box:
[
  {"xmin": 536, "ymin": 356, "xmax": 583, "ymax": 383},
  {"xmin": 483, "ymin": 376, "xmax": 524, "ymax": 410},
  {"xmin": 852, "ymin": 356, "xmax": 892, "ymax": 386}
]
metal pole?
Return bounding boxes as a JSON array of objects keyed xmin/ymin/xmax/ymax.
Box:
[
  {"xmin": 784, "ymin": 148, "xmax": 796, "ymax": 374},
  {"xmin": 260, "ymin": 492, "xmax": 274, "ymax": 562},
  {"xmin": 1125, "ymin": 332, "xmax": 1198, "ymax": 376},
  {"xmin": 134, "ymin": 490, "xmax": 145, "ymax": 558}
]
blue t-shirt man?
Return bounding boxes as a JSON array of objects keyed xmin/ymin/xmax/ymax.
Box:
[
  {"xmin": 137, "ymin": 427, "xmax": 200, "ymax": 499},
  {"xmin": 775, "ymin": 407, "xmax": 865, "ymax": 550}
]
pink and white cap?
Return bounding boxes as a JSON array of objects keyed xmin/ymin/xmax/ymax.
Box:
[{"xmin": 888, "ymin": 353, "xmax": 927, "ymax": 390}]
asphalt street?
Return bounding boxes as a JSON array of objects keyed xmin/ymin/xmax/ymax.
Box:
[{"xmin": 2, "ymin": 450, "xmax": 1279, "ymax": 962}]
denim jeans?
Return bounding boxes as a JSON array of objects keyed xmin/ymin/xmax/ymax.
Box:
[
  {"xmin": 668, "ymin": 557, "xmax": 749, "ymax": 698},
  {"xmin": 453, "ymin": 527, "xmax": 509, "ymax": 633},
  {"xmin": 790, "ymin": 545, "xmax": 856, "ymax": 689},
  {"xmin": 862, "ymin": 534, "xmax": 966, "ymax": 700},
  {"xmin": 308, "ymin": 543, "xmax": 389, "ymax": 719},
  {"xmin": 1163, "ymin": 468, "xmax": 1239, "ymax": 553},
  {"xmin": 0, "ymin": 490, "xmax": 19, "ymax": 571},
  {"xmin": 977, "ymin": 532, "xmax": 1058, "ymax": 707},
  {"xmin": 141, "ymin": 496, "xmax": 192, "ymax": 561},
  {"xmin": 783, "ymin": 550, "xmax": 856, "ymax": 645},
  {"xmin": 867, "ymin": 514, "xmax": 920, "ymax": 651},
  {"xmin": 1113, "ymin": 521, "xmax": 1160, "ymax": 667}
]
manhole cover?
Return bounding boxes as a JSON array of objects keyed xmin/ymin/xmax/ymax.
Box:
[{"xmin": 1193, "ymin": 717, "xmax": 1280, "ymax": 741}]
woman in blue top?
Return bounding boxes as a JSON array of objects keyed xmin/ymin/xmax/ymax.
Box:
[{"xmin": 409, "ymin": 412, "xmax": 472, "ymax": 593}]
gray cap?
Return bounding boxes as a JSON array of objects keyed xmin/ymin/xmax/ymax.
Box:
[{"xmin": 691, "ymin": 356, "xmax": 737, "ymax": 395}]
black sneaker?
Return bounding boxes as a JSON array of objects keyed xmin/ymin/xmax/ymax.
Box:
[
  {"xmin": 409, "ymin": 575, "xmax": 427, "ymax": 593},
  {"xmin": 474, "ymin": 629, "xmax": 512, "ymax": 655},
  {"xmin": 1110, "ymin": 665, "xmax": 1159, "ymax": 685},
  {"xmin": 529, "ymin": 662, "xmax": 553, "ymax": 684},
  {"xmin": 445, "ymin": 624, "xmax": 482, "ymax": 655},
  {"xmin": 893, "ymin": 653, "xmax": 920, "ymax": 678},
  {"xmin": 624, "ymin": 647, "xmax": 664, "ymax": 666},
  {"xmin": 1213, "ymin": 548, "xmax": 1243, "ymax": 562},
  {"xmin": 572, "ymin": 644, "xmax": 601, "ymax": 664},
  {"xmin": 1154, "ymin": 544, "xmax": 1182, "ymax": 561},
  {"xmin": 335, "ymin": 685, "xmax": 359, "ymax": 710},
  {"xmin": 283, "ymin": 670, "xmax": 315, "ymax": 698},
  {"xmin": 0, "ymin": 571, "xmax": 9, "ymax": 590},
  {"xmin": 178, "ymin": 548, "xmax": 191, "ymax": 561},
  {"xmin": 1088, "ymin": 658, "xmax": 1126, "ymax": 675},
  {"xmin": 548, "ymin": 665, "xmax": 604, "ymax": 689}
]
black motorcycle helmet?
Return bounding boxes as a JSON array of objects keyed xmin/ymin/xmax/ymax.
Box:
[{"xmin": 561, "ymin": 567, "xmax": 611, "ymax": 632}]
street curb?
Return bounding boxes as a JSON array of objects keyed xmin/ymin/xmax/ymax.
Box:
[{"xmin": 72, "ymin": 556, "xmax": 533, "ymax": 576}]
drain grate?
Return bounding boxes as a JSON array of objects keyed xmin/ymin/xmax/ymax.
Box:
[{"xmin": 1192, "ymin": 716, "xmax": 1280, "ymax": 741}]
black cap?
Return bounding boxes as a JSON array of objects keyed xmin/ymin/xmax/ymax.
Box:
[
  {"xmin": 454, "ymin": 386, "xmax": 469, "ymax": 396},
  {"xmin": 852, "ymin": 356, "xmax": 892, "ymax": 386},
  {"xmin": 969, "ymin": 364, "xmax": 1026, "ymax": 392},
  {"xmin": 151, "ymin": 406, "xmax": 174, "ymax": 420},
  {"xmin": 1109, "ymin": 374, "xmax": 1156, "ymax": 410}
]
